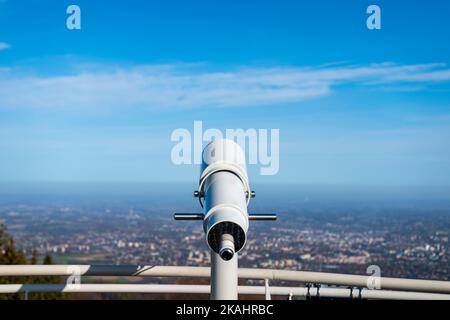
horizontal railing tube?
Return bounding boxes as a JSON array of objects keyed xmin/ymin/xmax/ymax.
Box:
[
  {"xmin": 0, "ymin": 284, "xmax": 449, "ymax": 300},
  {"xmin": 237, "ymin": 268, "xmax": 450, "ymax": 294},
  {"xmin": 0, "ymin": 265, "xmax": 210, "ymax": 278},
  {"xmin": 0, "ymin": 265, "xmax": 449, "ymax": 294}
]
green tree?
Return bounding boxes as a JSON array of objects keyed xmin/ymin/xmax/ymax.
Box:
[
  {"xmin": 30, "ymin": 249, "xmax": 38, "ymax": 265},
  {"xmin": 0, "ymin": 223, "xmax": 66, "ymax": 300}
]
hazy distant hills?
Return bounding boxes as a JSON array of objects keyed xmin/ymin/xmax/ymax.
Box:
[{"xmin": 0, "ymin": 182, "xmax": 450, "ymax": 212}]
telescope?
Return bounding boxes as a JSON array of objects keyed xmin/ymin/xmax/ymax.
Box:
[
  {"xmin": 174, "ymin": 139, "xmax": 276, "ymax": 299},
  {"xmin": 200, "ymin": 139, "xmax": 251, "ymax": 260}
]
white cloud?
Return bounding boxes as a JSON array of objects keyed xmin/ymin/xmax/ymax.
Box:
[
  {"xmin": 0, "ymin": 62, "xmax": 449, "ymax": 110},
  {"xmin": 0, "ymin": 42, "xmax": 11, "ymax": 50}
]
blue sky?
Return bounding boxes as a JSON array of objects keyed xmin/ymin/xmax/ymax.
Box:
[{"xmin": 0, "ymin": 0, "xmax": 450, "ymax": 186}]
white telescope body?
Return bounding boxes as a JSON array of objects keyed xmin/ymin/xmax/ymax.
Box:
[
  {"xmin": 199, "ymin": 139, "xmax": 250, "ymax": 261},
  {"xmin": 173, "ymin": 138, "xmax": 275, "ymax": 299}
]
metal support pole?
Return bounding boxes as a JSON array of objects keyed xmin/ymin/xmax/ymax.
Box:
[
  {"xmin": 211, "ymin": 251, "xmax": 238, "ymax": 300},
  {"xmin": 265, "ymin": 279, "xmax": 271, "ymax": 300}
]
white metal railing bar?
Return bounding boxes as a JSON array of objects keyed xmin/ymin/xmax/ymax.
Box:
[
  {"xmin": 0, "ymin": 284, "xmax": 449, "ymax": 300},
  {"xmin": 0, "ymin": 265, "xmax": 449, "ymax": 294}
]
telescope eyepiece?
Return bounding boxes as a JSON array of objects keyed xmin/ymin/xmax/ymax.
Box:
[
  {"xmin": 220, "ymin": 248, "xmax": 234, "ymax": 261},
  {"xmin": 218, "ymin": 234, "xmax": 235, "ymax": 261}
]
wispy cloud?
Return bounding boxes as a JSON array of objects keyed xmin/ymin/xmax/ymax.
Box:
[
  {"xmin": 0, "ymin": 42, "xmax": 11, "ymax": 51},
  {"xmin": 0, "ymin": 62, "xmax": 450, "ymax": 110}
]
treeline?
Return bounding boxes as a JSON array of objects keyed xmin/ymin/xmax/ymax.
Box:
[{"xmin": 0, "ymin": 223, "xmax": 66, "ymax": 300}]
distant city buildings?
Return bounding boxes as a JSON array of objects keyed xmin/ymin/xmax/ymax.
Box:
[{"xmin": 0, "ymin": 201, "xmax": 448, "ymax": 280}]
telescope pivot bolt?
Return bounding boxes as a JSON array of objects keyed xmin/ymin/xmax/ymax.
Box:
[{"xmin": 194, "ymin": 191, "xmax": 204, "ymax": 198}]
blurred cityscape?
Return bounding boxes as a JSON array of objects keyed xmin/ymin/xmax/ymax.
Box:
[{"xmin": 0, "ymin": 184, "xmax": 448, "ymax": 282}]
